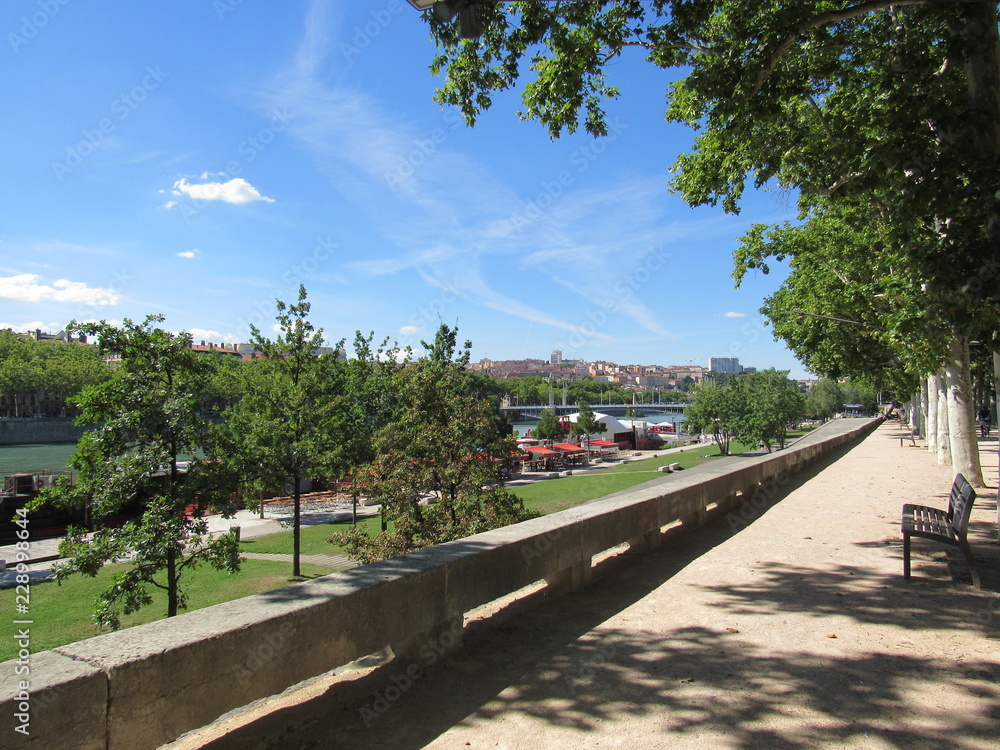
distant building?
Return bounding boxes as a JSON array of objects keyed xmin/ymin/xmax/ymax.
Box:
[
  {"xmin": 551, "ymin": 350, "xmax": 562, "ymax": 365},
  {"xmin": 709, "ymin": 357, "xmax": 743, "ymax": 374}
]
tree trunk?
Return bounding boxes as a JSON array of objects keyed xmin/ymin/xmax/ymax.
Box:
[
  {"xmin": 936, "ymin": 371, "xmax": 950, "ymax": 466},
  {"xmin": 926, "ymin": 374, "xmax": 938, "ymax": 453},
  {"xmin": 946, "ymin": 334, "xmax": 985, "ymax": 486},
  {"xmin": 293, "ymin": 476, "xmax": 302, "ymax": 578},
  {"xmin": 919, "ymin": 378, "xmax": 929, "ymax": 439},
  {"xmin": 167, "ymin": 547, "xmax": 178, "ymax": 618},
  {"xmin": 909, "ymin": 390, "xmax": 920, "ymax": 434},
  {"xmin": 994, "ymin": 350, "xmax": 999, "ymax": 539}
]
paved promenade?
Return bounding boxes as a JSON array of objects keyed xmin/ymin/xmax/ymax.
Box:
[{"xmin": 183, "ymin": 421, "xmax": 1000, "ymax": 749}]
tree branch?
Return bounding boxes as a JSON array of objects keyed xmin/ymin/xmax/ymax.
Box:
[{"xmin": 750, "ymin": 0, "xmax": 981, "ymax": 96}]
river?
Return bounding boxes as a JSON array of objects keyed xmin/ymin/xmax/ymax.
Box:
[{"xmin": 0, "ymin": 443, "xmax": 77, "ymax": 475}]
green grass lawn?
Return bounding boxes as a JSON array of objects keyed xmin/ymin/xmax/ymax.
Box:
[
  {"xmin": 238, "ymin": 515, "xmax": 388, "ymax": 556},
  {"xmin": 514, "ymin": 441, "xmax": 756, "ymax": 515},
  {"xmin": 5, "ymin": 425, "xmax": 818, "ymax": 660},
  {"xmin": 0, "ymin": 558, "xmax": 335, "ymax": 661}
]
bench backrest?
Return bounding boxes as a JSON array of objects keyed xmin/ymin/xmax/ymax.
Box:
[{"xmin": 948, "ymin": 473, "xmax": 977, "ymax": 538}]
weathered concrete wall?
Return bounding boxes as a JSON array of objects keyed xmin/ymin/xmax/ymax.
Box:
[
  {"xmin": 0, "ymin": 417, "xmax": 881, "ymax": 749},
  {"xmin": 0, "ymin": 418, "xmax": 85, "ymax": 445}
]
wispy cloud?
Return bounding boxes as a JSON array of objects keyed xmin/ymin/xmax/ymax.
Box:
[
  {"xmin": 177, "ymin": 249, "xmax": 199, "ymax": 259},
  {"xmin": 724, "ymin": 311, "xmax": 747, "ymax": 318},
  {"xmin": 0, "ymin": 274, "xmax": 121, "ymax": 306},
  {"xmin": 246, "ymin": 0, "xmax": 724, "ymax": 342}
]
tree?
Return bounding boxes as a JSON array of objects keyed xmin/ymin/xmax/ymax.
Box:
[
  {"xmin": 332, "ymin": 325, "xmax": 536, "ymax": 564},
  {"xmin": 221, "ymin": 286, "xmax": 344, "ymax": 577},
  {"xmin": 730, "ymin": 369, "xmax": 806, "ymax": 452},
  {"xmin": 734, "ymin": 202, "xmax": 984, "ymax": 481},
  {"xmin": 424, "ymin": 1, "xmax": 1000, "ymax": 483},
  {"xmin": 571, "ymin": 400, "xmax": 607, "ymax": 450},
  {"xmin": 533, "ymin": 408, "xmax": 568, "ymax": 442},
  {"xmin": 0, "ymin": 331, "xmax": 110, "ymax": 417},
  {"xmin": 41, "ymin": 317, "xmax": 240, "ymax": 629},
  {"xmin": 805, "ymin": 379, "xmax": 844, "ymax": 421},
  {"xmin": 685, "ymin": 381, "xmax": 738, "ymax": 455}
]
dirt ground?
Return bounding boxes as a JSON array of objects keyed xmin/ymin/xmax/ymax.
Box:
[{"xmin": 170, "ymin": 421, "xmax": 1000, "ymax": 750}]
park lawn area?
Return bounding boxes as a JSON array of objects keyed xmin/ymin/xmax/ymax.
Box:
[
  {"xmin": 0, "ymin": 558, "xmax": 335, "ymax": 662},
  {"xmin": 515, "ymin": 441, "xmax": 756, "ymax": 515},
  {"xmin": 238, "ymin": 515, "xmax": 387, "ymax": 556}
]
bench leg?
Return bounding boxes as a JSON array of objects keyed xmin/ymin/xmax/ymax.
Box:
[
  {"xmin": 902, "ymin": 533, "xmax": 911, "ymax": 579},
  {"xmin": 957, "ymin": 539, "xmax": 982, "ymax": 589}
]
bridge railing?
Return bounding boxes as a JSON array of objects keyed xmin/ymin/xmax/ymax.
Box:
[{"xmin": 0, "ymin": 418, "xmax": 880, "ymax": 750}]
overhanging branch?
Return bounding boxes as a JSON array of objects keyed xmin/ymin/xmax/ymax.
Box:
[{"xmin": 750, "ymin": 0, "xmax": 982, "ymax": 96}]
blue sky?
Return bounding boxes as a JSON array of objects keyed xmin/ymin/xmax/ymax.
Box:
[{"xmin": 1, "ymin": 0, "xmax": 807, "ymax": 377}]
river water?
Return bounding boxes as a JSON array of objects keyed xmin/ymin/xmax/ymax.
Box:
[{"xmin": 0, "ymin": 443, "xmax": 77, "ymax": 475}]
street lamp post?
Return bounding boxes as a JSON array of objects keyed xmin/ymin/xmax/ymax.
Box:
[{"xmin": 405, "ymin": 0, "xmax": 482, "ymax": 38}]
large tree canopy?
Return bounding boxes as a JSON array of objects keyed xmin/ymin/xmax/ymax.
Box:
[
  {"xmin": 428, "ymin": 1, "xmax": 1000, "ymax": 324},
  {"xmin": 425, "ymin": 0, "xmax": 1000, "ymax": 483}
]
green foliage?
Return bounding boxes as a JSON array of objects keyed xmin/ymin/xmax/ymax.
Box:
[
  {"xmin": 804, "ymin": 379, "xmax": 844, "ymax": 421},
  {"xmin": 424, "ymin": 1, "xmax": 1000, "ymax": 378},
  {"xmin": 0, "ymin": 331, "xmax": 111, "ymax": 417},
  {"xmin": 728, "ymin": 370, "xmax": 805, "ymax": 452},
  {"xmin": 331, "ymin": 325, "xmax": 536, "ymax": 564},
  {"xmin": 571, "ymin": 400, "xmax": 607, "ymax": 443},
  {"xmin": 686, "ymin": 370, "xmax": 804, "ymax": 454},
  {"xmin": 685, "ymin": 381, "xmax": 738, "ymax": 455},
  {"xmin": 533, "ymin": 408, "xmax": 568, "ymax": 442},
  {"xmin": 40, "ymin": 316, "xmax": 240, "ymax": 629},
  {"xmin": 219, "ymin": 286, "xmax": 345, "ymax": 577}
]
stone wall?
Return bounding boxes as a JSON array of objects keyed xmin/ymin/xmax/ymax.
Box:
[
  {"xmin": 0, "ymin": 419, "xmax": 85, "ymax": 446},
  {"xmin": 0, "ymin": 417, "xmax": 881, "ymax": 749}
]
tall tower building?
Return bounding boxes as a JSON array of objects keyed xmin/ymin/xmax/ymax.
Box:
[{"xmin": 709, "ymin": 357, "xmax": 742, "ymax": 374}]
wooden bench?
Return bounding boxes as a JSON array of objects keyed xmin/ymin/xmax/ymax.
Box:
[{"xmin": 902, "ymin": 473, "xmax": 981, "ymax": 588}]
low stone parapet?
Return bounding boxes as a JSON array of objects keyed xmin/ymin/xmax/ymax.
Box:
[{"xmin": 0, "ymin": 418, "xmax": 880, "ymax": 749}]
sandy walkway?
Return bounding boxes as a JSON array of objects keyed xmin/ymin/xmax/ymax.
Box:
[{"xmin": 183, "ymin": 422, "xmax": 1000, "ymax": 750}]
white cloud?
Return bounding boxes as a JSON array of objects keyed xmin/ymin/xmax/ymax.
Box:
[
  {"xmin": 399, "ymin": 325, "xmax": 421, "ymax": 335},
  {"xmin": 0, "ymin": 321, "xmax": 62, "ymax": 335},
  {"xmin": 0, "ymin": 274, "xmax": 121, "ymax": 306},
  {"xmin": 177, "ymin": 249, "xmax": 199, "ymax": 259},
  {"xmin": 170, "ymin": 176, "xmax": 274, "ymax": 205},
  {"xmin": 724, "ymin": 311, "xmax": 747, "ymax": 318},
  {"xmin": 186, "ymin": 328, "xmax": 238, "ymax": 344}
]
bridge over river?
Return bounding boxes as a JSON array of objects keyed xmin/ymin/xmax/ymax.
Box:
[{"xmin": 502, "ymin": 403, "xmax": 687, "ymax": 420}]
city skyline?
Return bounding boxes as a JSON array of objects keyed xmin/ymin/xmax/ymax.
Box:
[{"xmin": 1, "ymin": 2, "xmax": 808, "ymax": 378}]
